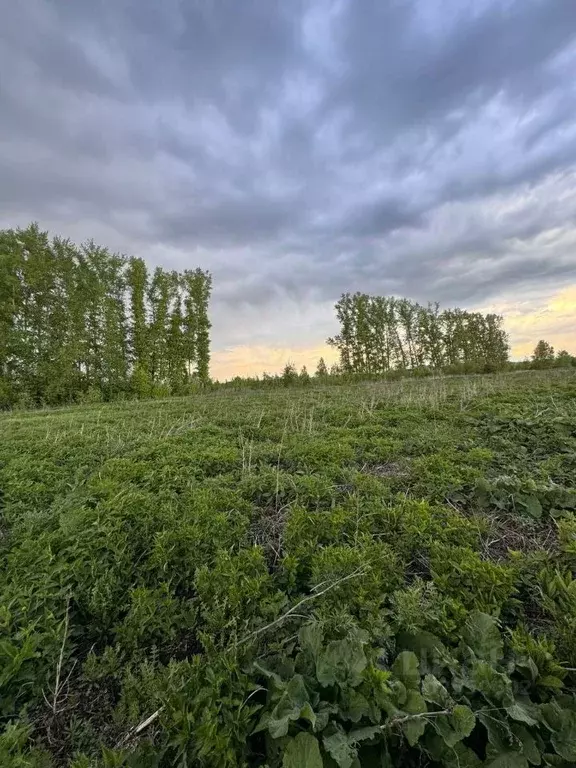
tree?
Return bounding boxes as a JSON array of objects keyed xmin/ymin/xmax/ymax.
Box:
[
  {"xmin": 126, "ymin": 256, "xmax": 149, "ymax": 375},
  {"xmin": 100, "ymin": 251, "xmax": 129, "ymax": 399},
  {"xmin": 281, "ymin": 361, "xmax": 298, "ymax": 386},
  {"xmin": 182, "ymin": 269, "xmax": 212, "ymax": 384},
  {"xmin": 167, "ymin": 272, "xmax": 186, "ymax": 392},
  {"xmin": 0, "ymin": 223, "xmax": 213, "ymax": 407},
  {"xmin": 147, "ymin": 267, "xmax": 172, "ymax": 384},
  {"xmin": 192, "ymin": 270, "xmax": 212, "ymax": 384},
  {"xmin": 327, "ymin": 293, "xmax": 509, "ymax": 376},
  {"xmin": 315, "ymin": 357, "xmax": 328, "ymax": 377},
  {"xmin": 556, "ymin": 349, "xmax": 574, "ymax": 368},
  {"xmin": 532, "ymin": 340, "xmax": 555, "ymax": 366}
]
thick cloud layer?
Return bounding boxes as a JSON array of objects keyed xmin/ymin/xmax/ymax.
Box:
[{"xmin": 2, "ymin": 0, "xmax": 576, "ymax": 370}]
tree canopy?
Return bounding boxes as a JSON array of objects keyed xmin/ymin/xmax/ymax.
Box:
[
  {"xmin": 327, "ymin": 293, "xmax": 509, "ymax": 374},
  {"xmin": 0, "ymin": 224, "xmax": 211, "ymax": 407}
]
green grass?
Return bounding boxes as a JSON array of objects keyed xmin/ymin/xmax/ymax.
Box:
[{"xmin": 1, "ymin": 369, "xmax": 576, "ymax": 766}]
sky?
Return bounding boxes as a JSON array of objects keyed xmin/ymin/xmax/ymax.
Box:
[{"xmin": 1, "ymin": 0, "xmax": 575, "ymax": 380}]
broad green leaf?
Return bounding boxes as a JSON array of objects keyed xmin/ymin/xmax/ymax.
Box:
[
  {"xmin": 540, "ymin": 753, "xmax": 565, "ymax": 766},
  {"xmin": 283, "ymin": 732, "xmax": 323, "ymax": 768},
  {"xmin": 522, "ymin": 496, "xmax": 542, "ymax": 519},
  {"xmin": 348, "ymin": 726, "xmax": 380, "ymax": 744},
  {"xmin": 538, "ymin": 675, "xmax": 564, "ymax": 690},
  {"xmin": 323, "ymin": 728, "xmax": 356, "ymax": 768},
  {"xmin": 510, "ymin": 723, "xmax": 541, "ymax": 766},
  {"xmin": 285, "ymin": 675, "xmax": 309, "ymax": 708},
  {"xmin": 515, "ymin": 657, "xmax": 539, "ymax": 682},
  {"xmin": 486, "ymin": 752, "xmax": 529, "ymax": 768},
  {"xmin": 300, "ymin": 702, "xmax": 317, "ymax": 730},
  {"xmin": 478, "ymin": 712, "xmax": 515, "ymax": 751},
  {"xmin": 472, "ymin": 661, "xmax": 514, "ymax": 704},
  {"xmin": 506, "ymin": 701, "xmax": 539, "ymax": 727},
  {"xmin": 434, "ymin": 706, "xmax": 475, "ymax": 749},
  {"xmin": 315, "ymin": 702, "xmax": 338, "ymax": 732},
  {"xmin": 341, "ymin": 689, "xmax": 371, "ymax": 722},
  {"xmin": 435, "ymin": 715, "xmax": 463, "ymax": 748},
  {"xmin": 444, "ymin": 743, "xmax": 482, "ymax": 768},
  {"xmin": 402, "ymin": 717, "xmax": 426, "ymax": 746},
  {"xmin": 425, "ymin": 731, "xmax": 450, "ymax": 761},
  {"xmin": 422, "ymin": 674, "xmax": 453, "ymax": 708},
  {"xmin": 263, "ymin": 674, "xmax": 311, "ymax": 737},
  {"xmin": 389, "ymin": 679, "xmax": 407, "ymax": 706},
  {"xmin": 541, "ymin": 703, "xmax": 576, "ymax": 761},
  {"xmin": 253, "ymin": 660, "xmax": 284, "ymax": 688},
  {"xmin": 463, "ymin": 612, "xmax": 504, "ymax": 662},
  {"xmin": 266, "ymin": 713, "xmax": 295, "ymax": 739},
  {"xmin": 426, "ymin": 735, "xmax": 482, "ymax": 768},
  {"xmin": 252, "ymin": 715, "xmax": 271, "ymax": 736},
  {"xmin": 316, "ymin": 637, "xmax": 367, "ymax": 688},
  {"xmin": 403, "ymin": 689, "xmax": 427, "ymax": 715},
  {"xmin": 397, "ymin": 630, "xmax": 451, "ymax": 675},
  {"xmin": 451, "ymin": 705, "xmax": 476, "ymax": 739},
  {"xmin": 299, "ymin": 623, "xmax": 323, "ymax": 659},
  {"xmin": 550, "ymin": 710, "xmax": 576, "ymax": 761},
  {"xmin": 391, "ymin": 651, "xmax": 420, "ymax": 690},
  {"xmin": 540, "ymin": 701, "xmax": 563, "ymax": 732}
]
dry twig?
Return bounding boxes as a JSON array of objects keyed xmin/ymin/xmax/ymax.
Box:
[
  {"xmin": 120, "ymin": 565, "xmax": 368, "ymax": 745},
  {"xmin": 236, "ymin": 564, "xmax": 368, "ymax": 647}
]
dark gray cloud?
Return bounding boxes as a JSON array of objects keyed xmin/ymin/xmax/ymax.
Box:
[{"xmin": 1, "ymin": 0, "xmax": 576, "ymax": 354}]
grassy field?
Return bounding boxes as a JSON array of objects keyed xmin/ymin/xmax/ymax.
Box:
[{"xmin": 1, "ymin": 369, "xmax": 576, "ymax": 767}]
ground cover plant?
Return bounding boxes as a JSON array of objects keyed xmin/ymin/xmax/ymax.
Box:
[{"xmin": 1, "ymin": 368, "xmax": 575, "ymax": 766}]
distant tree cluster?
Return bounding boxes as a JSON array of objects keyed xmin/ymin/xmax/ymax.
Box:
[
  {"xmin": 327, "ymin": 293, "xmax": 510, "ymax": 374},
  {"xmin": 532, "ymin": 340, "xmax": 575, "ymax": 369},
  {"xmin": 0, "ymin": 224, "xmax": 211, "ymax": 407}
]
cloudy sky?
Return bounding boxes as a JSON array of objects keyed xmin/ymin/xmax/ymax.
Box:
[{"xmin": 2, "ymin": 0, "xmax": 576, "ymax": 379}]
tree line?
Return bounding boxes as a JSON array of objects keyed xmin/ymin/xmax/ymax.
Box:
[
  {"xmin": 326, "ymin": 293, "xmax": 510, "ymax": 374},
  {"xmin": 0, "ymin": 223, "xmax": 211, "ymax": 407},
  {"xmin": 1, "ymin": 224, "xmax": 573, "ymax": 406}
]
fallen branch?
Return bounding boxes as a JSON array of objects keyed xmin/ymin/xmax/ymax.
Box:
[
  {"xmin": 384, "ymin": 709, "xmax": 451, "ymax": 729},
  {"xmin": 120, "ymin": 565, "xmax": 368, "ymax": 746},
  {"xmin": 236, "ymin": 564, "xmax": 368, "ymax": 647},
  {"xmin": 116, "ymin": 707, "xmax": 163, "ymax": 749},
  {"xmin": 43, "ymin": 597, "xmax": 72, "ymax": 717},
  {"xmin": 52, "ymin": 599, "xmax": 71, "ymax": 714}
]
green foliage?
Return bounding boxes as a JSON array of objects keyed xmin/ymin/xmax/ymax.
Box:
[
  {"xmin": 0, "ymin": 223, "xmax": 212, "ymax": 407},
  {"xmin": 532, "ymin": 340, "xmax": 555, "ymax": 366},
  {"xmin": 253, "ymin": 613, "xmax": 576, "ymax": 767},
  {"xmin": 327, "ymin": 292, "xmax": 509, "ymax": 374},
  {"xmin": 0, "ymin": 369, "xmax": 575, "ymax": 765},
  {"xmin": 315, "ymin": 357, "xmax": 329, "ymax": 377},
  {"xmin": 431, "ymin": 543, "xmax": 518, "ymax": 616},
  {"xmin": 473, "ymin": 476, "xmax": 576, "ymax": 520}
]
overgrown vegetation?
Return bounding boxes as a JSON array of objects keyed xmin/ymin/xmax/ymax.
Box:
[
  {"xmin": 1, "ymin": 369, "xmax": 575, "ymax": 766},
  {"xmin": 216, "ymin": 350, "xmax": 575, "ymax": 392},
  {"xmin": 0, "ymin": 223, "xmax": 211, "ymax": 408}
]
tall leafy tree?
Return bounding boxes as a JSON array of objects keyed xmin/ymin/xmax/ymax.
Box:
[
  {"xmin": 167, "ymin": 272, "xmax": 187, "ymax": 392},
  {"xmin": 147, "ymin": 267, "xmax": 172, "ymax": 384},
  {"xmin": 182, "ymin": 268, "xmax": 212, "ymax": 383},
  {"xmin": 315, "ymin": 357, "xmax": 328, "ymax": 377},
  {"xmin": 0, "ymin": 223, "xmax": 213, "ymax": 407},
  {"xmin": 328, "ymin": 293, "xmax": 509, "ymax": 375},
  {"xmin": 126, "ymin": 257, "xmax": 149, "ymax": 371},
  {"xmin": 532, "ymin": 339, "xmax": 555, "ymax": 366},
  {"xmin": 0, "ymin": 228, "xmax": 25, "ymax": 404},
  {"xmin": 100, "ymin": 251, "xmax": 129, "ymax": 399}
]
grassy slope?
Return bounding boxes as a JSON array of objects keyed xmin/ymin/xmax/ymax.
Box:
[{"xmin": 1, "ymin": 369, "xmax": 576, "ymax": 765}]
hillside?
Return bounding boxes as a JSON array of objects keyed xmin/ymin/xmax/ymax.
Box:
[{"xmin": 1, "ymin": 370, "xmax": 576, "ymax": 766}]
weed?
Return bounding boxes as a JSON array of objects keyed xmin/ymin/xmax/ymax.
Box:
[{"xmin": 0, "ymin": 369, "xmax": 575, "ymax": 765}]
